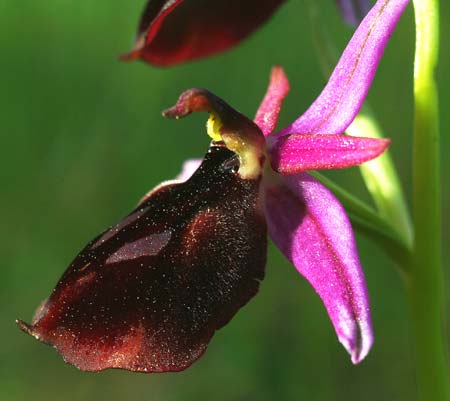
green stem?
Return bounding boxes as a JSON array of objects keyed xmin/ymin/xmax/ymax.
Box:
[
  {"xmin": 410, "ymin": 0, "xmax": 450, "ymax": 400},
  {"xmin": 346, "ymin": 107, "xmax": 413, "ymax": 248}
]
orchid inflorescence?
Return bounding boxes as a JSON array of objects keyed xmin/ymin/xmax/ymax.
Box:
[{"xmin": 18, "ymin": 0, "xmax": 411, "ymax": 373}]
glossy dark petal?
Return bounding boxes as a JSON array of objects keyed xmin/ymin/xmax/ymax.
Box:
[
  {"xmin": 122, "ymin": 0, "xmax": 285, "ymax": 66},
  {"xmin": 18, "ymin": 144, "xmax": 267, "ymax": 373}
]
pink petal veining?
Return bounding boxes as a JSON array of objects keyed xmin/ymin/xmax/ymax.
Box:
[
  {"xmin": 276, "ymin": 0, "xmax": 409, "ymax": 137},
  {"xmin": 264, "ymin": 173, "xmax": 373, "ymax": 363}
]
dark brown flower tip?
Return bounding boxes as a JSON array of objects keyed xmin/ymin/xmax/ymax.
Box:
[
  {"xmin": 163, "ymin": 88, "xmax": 266, "ymax": 180},
  {"xmin": 162, "ymin": 88, "xmax": 223, "ymax": 118},
  {"xmin": 121, "ymin": 0, "xmax": 285, "ymax": 66},
  {"xmin": 18, "ymin": 144, "xmax": 267, "ymax": 373},
  {"xmin": 16, "ymin": 319, "xmax": 34, "ymax": 336}
]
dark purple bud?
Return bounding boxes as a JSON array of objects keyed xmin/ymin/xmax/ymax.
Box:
[{"xmin": 121, "ymin": 0, "xmax": 285, "ymax": 66}]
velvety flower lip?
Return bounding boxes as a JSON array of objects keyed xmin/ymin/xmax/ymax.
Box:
[
  {"xmin": 17, "ymin": 104, "xmax": 268, "ymax": 373},
  {"xmin": 336, "ymin": 0, "xmax": 372, "ymax": 26},
  {"xmin": 121, "ymin": 0, "xmax": 285, "ymax": 66}
]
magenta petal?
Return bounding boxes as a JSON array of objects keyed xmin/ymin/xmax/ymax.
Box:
[
  {"xmin": 176, "ymin": 158, "xmax": 203, "ymax": 181},
  {"xmin": 269, "ymin": 134, "xmax": 390, "ymax": 174},
  {"xmin": 276, "ymin": 0, "xmax": 409, "ymax": 137},
  {"xmin": 336, "ymin": 0, "xmax": 372, "ymax": 26},
  {"xmin": 264, "ymin": 173, "xmax": 373, "ymax": 363},
  {"xmin": 254, "ymin": 66, "xmax": 290, "ymax": 137}
]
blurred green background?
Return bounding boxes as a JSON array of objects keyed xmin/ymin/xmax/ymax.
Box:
[{"xmin": 1, "ymin": 1, "xmax": 449, "ymax": 400}]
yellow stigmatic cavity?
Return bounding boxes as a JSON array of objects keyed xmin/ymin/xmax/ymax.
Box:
[
  {"xmin": 206, "ymin": 112, "xmax": 223, "ymax": 142},
  {"xmin": 163, "ymin": 88, "xmax": 266, "ymax": 180}
]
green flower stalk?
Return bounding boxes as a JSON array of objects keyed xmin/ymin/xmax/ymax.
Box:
[
  {"xmin": 346, "ymin": 109, "xmax": 413, "ymax": 249},
  {"xmin": 410, "ymin": 0, "xmax": 450, "ymax": 400}
]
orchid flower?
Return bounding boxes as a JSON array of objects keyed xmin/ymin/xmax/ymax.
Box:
[{"xmin": 17, "ymin": 0, "xmax": 408, "ymax": 372}]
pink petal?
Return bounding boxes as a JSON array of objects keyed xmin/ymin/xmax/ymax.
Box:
[
  {"xmin": 176, "ymin": 158, "xmax": 203, "ymax": 181},
  {"xmin": 269, "ymin": 134, "xmax": 390, "ymax": 174},
  {"xmin": 254, "ymin": 66, "xmax": 290, "ymax": 137},
  {"xmin": 264, "ymin": 173, "xmax": 373, "ymax": 363},
  {"xmin": 276, "ymin": 0, "xmax": 409, "ymax": 137}
]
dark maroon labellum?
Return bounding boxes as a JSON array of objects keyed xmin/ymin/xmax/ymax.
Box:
[{"xmin": 18, "ymin": 143, "xmax": 267, "ymax": 373}]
